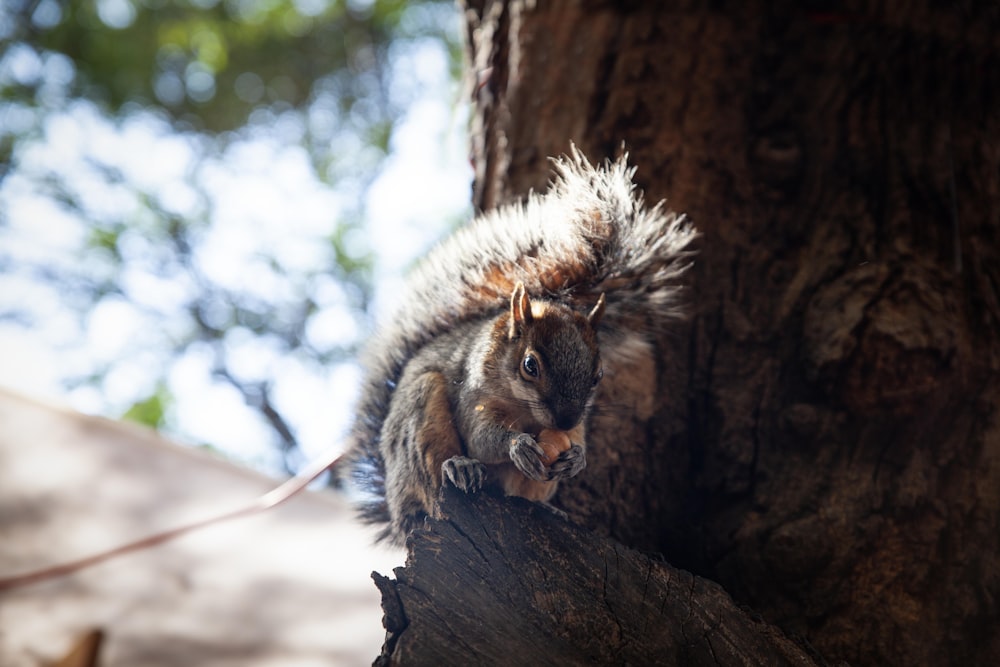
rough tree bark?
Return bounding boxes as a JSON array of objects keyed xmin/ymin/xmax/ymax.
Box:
[
  {"xmin": 375, "ymin": 487, "xmax": 820, "ymax": 666},
  {"xmin": 375, "ymin": 2, "xmax": 1000, "ymax": 665}
]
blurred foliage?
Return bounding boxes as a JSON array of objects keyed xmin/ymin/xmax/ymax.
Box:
[
  {"xmin": 122, "ymin": 381, "xmax": 172, "ymax": 428},
  {"xmin": 0, "ymin": 0, "xmax": 464, "ymax": 473},
  {"xmin": 1, "ymin": 0, "xmax": 462, "ymax": 178}
]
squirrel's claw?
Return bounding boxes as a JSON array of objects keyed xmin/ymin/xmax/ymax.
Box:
[
  {"xmin": 549, "ymin": 444, "xmax": 586, "ymax": 480},
  {"xmin": 442, "ymin": 456, "xmax": 486, "ymax": 493},
  {"xmin": 509, "ymin": 433, "xmax": 548, "ymax": 481}
]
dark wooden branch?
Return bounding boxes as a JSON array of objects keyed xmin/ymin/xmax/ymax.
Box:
[{"xmin": 372, "ymin": 487, "xmax": 822, "ymax": 666}]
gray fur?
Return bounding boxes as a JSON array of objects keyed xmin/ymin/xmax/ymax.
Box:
[{"xmin": 343, "ymin": 147, "xmax": 696, "ymax": 542}]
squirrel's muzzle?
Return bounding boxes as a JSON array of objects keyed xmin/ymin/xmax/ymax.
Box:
[{"xmin": 552, "ymin": 404, "xmax": 586, "ymax": 431}]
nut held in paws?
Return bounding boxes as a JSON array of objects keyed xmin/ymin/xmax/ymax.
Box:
[{"xmin": 537, "ymin": 428, "xmax": 572, "ymax": 466}]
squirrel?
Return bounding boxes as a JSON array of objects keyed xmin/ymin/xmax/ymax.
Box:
[{"xmin": 343, "ymin": 146, "xmax": 696, "ymax": 545}]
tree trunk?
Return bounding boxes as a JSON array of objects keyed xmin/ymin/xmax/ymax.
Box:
[{"xmin": 377, "ymin": 2, "xmax": 1000, "ymax": 665}]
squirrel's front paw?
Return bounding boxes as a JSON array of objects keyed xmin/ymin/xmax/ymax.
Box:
[
  {"xmin": 509, "ymin": 433, "xmax": 548, "ymax": 481},
  {"xmin": 549, "ymin": 444, "xmax": 586, "ymax": 479},
  {"xmin": 442, "ymin": 456, "xmax": 486, "ymax": 493}
]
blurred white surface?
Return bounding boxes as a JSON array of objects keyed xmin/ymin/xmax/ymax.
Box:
[{"xmin": 0, "ymin": 388, "xmax": 404, "ymax": 666}]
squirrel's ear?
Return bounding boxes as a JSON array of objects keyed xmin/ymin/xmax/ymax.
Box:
[
  {"xmin": 587, "ymin": 293, "xmax": 606, "ymax": 327},
  {"xmin": 509, "ymin": 282, "xmax": 533, "ymax": 339}
]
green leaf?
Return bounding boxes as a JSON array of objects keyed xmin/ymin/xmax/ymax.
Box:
[{"xmin": 121, "ymin": 385, "xmax": 173, "ymax": 429}]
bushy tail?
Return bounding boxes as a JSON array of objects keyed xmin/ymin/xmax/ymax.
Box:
[
  {"xmin": 391, "ymin": 146, "xmax": 696, "ymax": 343},
  {"xmin": 543, "ymin": 146, "xmax": 697, "ymax": 329}
]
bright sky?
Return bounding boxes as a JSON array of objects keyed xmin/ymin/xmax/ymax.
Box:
[{"xmin": 0, "ymin": 33, "xmax": 472, "ymax": 474}]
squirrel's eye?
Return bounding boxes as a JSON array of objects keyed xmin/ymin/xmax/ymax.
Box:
[
  {"xmin": 522, "ymin": 354, "xmax": 539, "ymax": 379},
  {"xmin": 593, "ymin": 367, "xmax": 604, "ymax": 386}
]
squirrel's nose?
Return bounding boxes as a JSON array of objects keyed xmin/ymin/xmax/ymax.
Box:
[{"xmin": 553, "ymin": 409, "xmax": 583, "ymax": 431}]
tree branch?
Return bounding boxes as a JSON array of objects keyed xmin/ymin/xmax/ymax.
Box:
[{"xmin": 373, "ymin": 487, "xmax": 822, "ymax": 666}]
